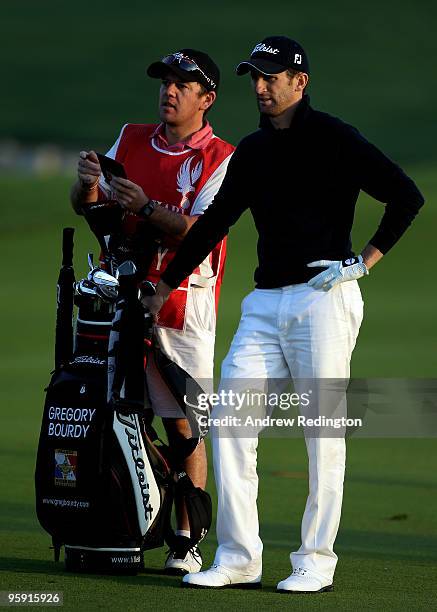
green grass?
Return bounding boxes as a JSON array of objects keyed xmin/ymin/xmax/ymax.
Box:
[
  {"xmin": 0, "ymin": 167, "xmax": 436, "ymax": 610},
  {"xmin": 1, "ymin": 440, "xmax": 437, "ymax": 610}
]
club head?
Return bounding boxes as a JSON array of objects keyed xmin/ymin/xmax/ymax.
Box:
[
  {"xmin": 75, "ymin": 279, "xmax": 98, "ymax": 298},
  {"xmin": 87, "ymin": 268, "xmax": 119, "ymax": 301},
  {"xmin": 76, "ymin": 270, "xmax": 119, "ymax": 302},
  {"xmin": 96, "ymin": 284, "xmax": 119, "ymax": 301},
  {"xmin": 116, "ymin": 260, "xmax": 137, "ymax": 279},
  {"xmin": 88, "ymin": 268, "xmax": 119, "ymax": 287}
]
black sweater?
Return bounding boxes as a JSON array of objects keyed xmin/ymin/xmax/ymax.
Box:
[{"xmin": 162, "ymin": 95, "xmax": 424, "ymax": 289}]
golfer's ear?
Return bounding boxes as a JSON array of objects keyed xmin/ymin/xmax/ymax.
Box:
[{"xmin": 295, "ymin": 73, "xmax": 309, "ymax": 92}]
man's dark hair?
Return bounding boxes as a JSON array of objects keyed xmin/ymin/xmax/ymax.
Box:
[
  {"xmin": 286, "ymin": 69, "xmax": 308, "ymax": 93},
  {"xmin": 286, "ymin": 68, "xmax": 300, "ymax": 80}
]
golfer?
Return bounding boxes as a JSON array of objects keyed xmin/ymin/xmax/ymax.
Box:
[{"xmin": 143, "ymin": 36, "xmax": 424, "ymax": 592}]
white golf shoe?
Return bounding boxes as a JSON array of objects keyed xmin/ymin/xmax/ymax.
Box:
[
  {"xmin": 182, "ymin": 564, "xmax": 262, "ymax": 589},
  {"xmin": 164, "ymin": 536, "xmax": 202, "ymax": 576},
  {"xmin": 277, "ymin": 567, "xmax": 333, "ymax": 594}
]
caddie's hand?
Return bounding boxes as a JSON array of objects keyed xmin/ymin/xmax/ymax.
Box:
[
  {"xmin": 141, "ymin": 280, "xmax": 173, "ymax": 317},
  {"xmin": 110, "ymin": 176, "xmax": 149, "ymax": 213},
  {"xmin": 77, "ymin": 150, "xmax": 101, "ymax": 189},
  {"xmin": 307, "ymin": 256, "xmax": 369, "ymax": 291}
]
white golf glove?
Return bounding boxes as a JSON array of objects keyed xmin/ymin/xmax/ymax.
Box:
[{"xmin": 307, "ymin": 256, "xmax": 369, "ymax": 291}]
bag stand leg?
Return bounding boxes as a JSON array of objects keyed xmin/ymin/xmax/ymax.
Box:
[{"xmin": 51, "ymin": 537, "xmax": 62, "ymax": 562}]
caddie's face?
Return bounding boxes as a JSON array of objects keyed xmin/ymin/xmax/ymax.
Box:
[
  {"xmin": 250, "ymin": 69, "xmax": 304, "ymax": 116},
  {"xmin": 159, "ymin": 71, "xmax": 210, "ymax": 126}
]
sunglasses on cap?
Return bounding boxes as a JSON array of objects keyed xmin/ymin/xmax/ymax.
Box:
[{"xmin": 162, "ymin": 53, "xmax": 217, "ymax": 89}]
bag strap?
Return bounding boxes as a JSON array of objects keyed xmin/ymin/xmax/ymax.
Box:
[{"xmin": 152, "ymin": 343, "xmax": 211, "ymax": 459}]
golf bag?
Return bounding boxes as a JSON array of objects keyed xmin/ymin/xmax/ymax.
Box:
[{"xmin": 35, "ymin": 227, "xmax": 211, "ymax": 573}]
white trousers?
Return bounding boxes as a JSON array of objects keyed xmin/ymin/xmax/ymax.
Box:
[{"xmin": 212, "ymin": 282, "xmax": 363, "ymax": 581}]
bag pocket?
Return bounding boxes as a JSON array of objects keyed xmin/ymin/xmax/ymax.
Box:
[{"xmin": 188, "ymin": 285, "xmax": 216, "ymax": 333}]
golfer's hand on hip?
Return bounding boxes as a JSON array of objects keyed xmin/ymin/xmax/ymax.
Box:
[{"xmin": 307, "ymin": 256, "xmax": 369, "ymax": 291}]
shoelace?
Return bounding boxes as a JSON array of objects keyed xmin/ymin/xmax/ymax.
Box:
[
  {"xmin": 189, "ymin": 546, "xmax": 202, "ymax": 563},
  {"xmin": 166, "ymin": 545, "xmax": 201, "ymax": 562}
]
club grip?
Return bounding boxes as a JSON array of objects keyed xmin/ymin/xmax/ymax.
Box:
[{"xmin": 62, "ymin": 227, "xmax": 75, "ymax": 267}]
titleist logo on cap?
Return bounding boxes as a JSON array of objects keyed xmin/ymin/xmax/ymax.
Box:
[{"xmin": 252, "ymin": 43, "xmax": 279, "ymax": 55}]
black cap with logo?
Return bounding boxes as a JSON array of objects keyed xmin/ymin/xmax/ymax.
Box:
[
  {"xmin": 236, "ymin": 36, "xmax": 310, "ymax": 76},
  {"xmin": 147, "ymin": 49, "xmax": 220, "ymax": 91}
]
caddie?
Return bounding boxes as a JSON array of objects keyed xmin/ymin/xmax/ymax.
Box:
[{"xmin": 70, "ymin": 48, "xmax": 234, "ymax": 575}]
